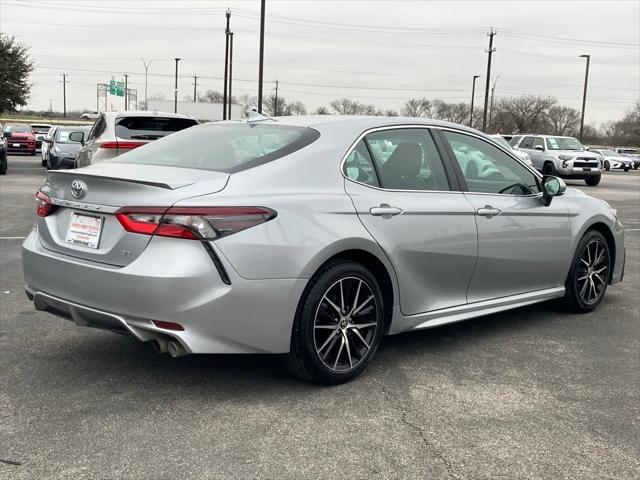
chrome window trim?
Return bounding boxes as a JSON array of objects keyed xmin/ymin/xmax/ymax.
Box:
[{"xmin": 340, "ymin": 124, "xmax": 543, "ymax": 198}]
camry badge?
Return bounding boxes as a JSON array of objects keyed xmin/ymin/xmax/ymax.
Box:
[{"xmin": 70, "ymin": 180, "xmax": 87, "ymax": 199}]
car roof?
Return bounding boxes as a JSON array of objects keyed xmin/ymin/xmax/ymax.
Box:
[
  {"xmin": 103, "ymin": 110, "xmax": 196, "ymax": 120},
  {"xmin": 218, "ymin": 115, "xmax": 488, "ymax": 137}
]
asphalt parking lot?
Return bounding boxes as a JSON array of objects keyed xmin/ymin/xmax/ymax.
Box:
[{"xmin": 1, "ymin": 155, "xmax": 639, "ymax": 479}]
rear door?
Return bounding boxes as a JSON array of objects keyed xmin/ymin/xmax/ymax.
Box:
[
  {"xmin": 344, "ymin": 127, "xmax": 477, "ymax": 315},
  {"xmin": 38, "ymin": 164, "xmax": 229, "ymax": 266}
]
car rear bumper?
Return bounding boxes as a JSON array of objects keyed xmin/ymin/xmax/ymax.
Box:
[{"xmin": 22, "ymin": 230, "xmax": 306, "ymax": 354}]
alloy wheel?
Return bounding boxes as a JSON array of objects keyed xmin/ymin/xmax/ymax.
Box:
[
  {"xmin": 576, "ymin": 239, "xmax": 609, "ymax": 305},
  {"xmin": 313, "ymin": 276, "xmax": 379, "ymax": 373}
]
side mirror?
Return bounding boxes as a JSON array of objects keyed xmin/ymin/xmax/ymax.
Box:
[
  {"xmin": 4, "ymin": 131, "xmax": 11, "ymax": 139},
  {"xmin": 541, "ymin": 175, "xmax": 566, "ymax": 206},
  {"xmin": 69, "ymin": 131, "xmax": 85, "ymax": 145},
  {"xmin": 534, "ymin": 145, "xmax": 544, "ymax": 151}
]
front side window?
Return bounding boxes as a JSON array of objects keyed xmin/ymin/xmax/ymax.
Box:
[
  {"xmin": 109, "ymin": 123, "xmax": 320, "ymax": 173},
  {"xmin": 361, "ymin": 128, "xmax": 450, "ymax": 191},
  {"xmin": 444, "ymin": 131, "xmax": 541, "ymax": 195},
  {"xmin": 343, "ymin": 140, "xmax": 380, "ymax": 187}
]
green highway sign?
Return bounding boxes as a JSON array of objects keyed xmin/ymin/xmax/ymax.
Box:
[{"xmin": 109, "ymin": 79, "xmax": 125, "ymax": 97}]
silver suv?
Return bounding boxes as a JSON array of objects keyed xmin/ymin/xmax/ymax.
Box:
[
  {"xmin": 514, "ymin": 135, "xmax": 602, "ymax": 186},
  {"xmin": 76, "ymin": 111, "xmax": 198, "ymax": 168}
]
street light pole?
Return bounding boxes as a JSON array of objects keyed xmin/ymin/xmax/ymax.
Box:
[
  {"xmin": 140, "ymin": 58, "xmax": 151, "ymax": 109},
  {"xmin": 488, "ymin": 75, "xmax": 500, "ymax": 132},
  {"xmin": 257, "ymin": 0, "xmax": 266, "ymax": 113},
  {"xmin": 174, "ymin": 58, "xmax": 181, "ymax": 114},
  {"xmin": 579, "ymin": 54, "xmax": 591, "ymax": 141},
  {"xmin": 470, "ymin": 75, "xmax": 480, "ymax": 128},
  {"xmin": 123, "ymin": 73, "xmax": 129, "ymax": 111}
]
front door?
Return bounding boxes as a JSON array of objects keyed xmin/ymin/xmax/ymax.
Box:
[
  {"xmin": 343, "ymin": 127, "xmax": 477, "ymax": 315},
  {"xmin": 439, "ymin": 129, "xmax": 571, "ymax": 303}
]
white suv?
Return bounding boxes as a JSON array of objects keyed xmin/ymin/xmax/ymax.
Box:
[
  {"xmin": 75, "ymin": 111, "xmax": 198, "ymax": 168},
  {"xmin": 514, "ymin": 135, "xmax": 603, "ymax": 186}
]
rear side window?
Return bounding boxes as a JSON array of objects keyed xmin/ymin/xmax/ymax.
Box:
[
  {"xmin": 115, "ymin": 116, "xmax": 198, "ymax": 140},
  {"xmin": 344, "ymin": 140, "xmax": 380, "ymax": 187},
  {"xmin": 108, "ymin": 123, "xmax": 320, "ymax": 173}
]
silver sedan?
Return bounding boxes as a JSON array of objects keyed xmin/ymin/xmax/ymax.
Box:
[{"xmin": 22, "ymin": 116, "xmax": 625, "ymax": 384}]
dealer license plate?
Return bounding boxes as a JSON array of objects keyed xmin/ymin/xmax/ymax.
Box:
[{"xmin": 65, "ymin": 213, "xmax": 103, "ymax": 249}]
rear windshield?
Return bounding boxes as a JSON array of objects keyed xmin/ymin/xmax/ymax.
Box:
[
  {"xmin": 4, "ymin": 124, "xmax": 32, "ymax": 133},
  {"xmin": 108, "ymin": 123, "xmax": 321, "ymax": 173},
  {"xmin": 56, "ymin": 127, "xmax": 90, "ymax": 143},
  {"xmin": 115, "ymin": 116, "xmax": 198, "ymax": 140},
  {"xmin": 31, "ymin": 125, "xmax": 51, "ymax": 133}
]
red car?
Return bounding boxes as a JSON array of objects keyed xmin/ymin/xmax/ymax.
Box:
[{"xmin": 2, "ymin": 124, "xmax": 36, "ymax": 155}]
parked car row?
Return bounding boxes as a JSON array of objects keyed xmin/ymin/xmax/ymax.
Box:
[{"xmin": 1, "ymin": 112, "xmax": 198, "ymax": 173}]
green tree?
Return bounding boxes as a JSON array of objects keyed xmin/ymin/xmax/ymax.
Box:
[{"xmin": 0, "ymin": 34, "xmax": 34, "ymax": 112}]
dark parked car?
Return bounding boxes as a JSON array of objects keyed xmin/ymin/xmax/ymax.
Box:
[
  {"xmin": 2, "ymin": 124, "xmax": 36, "ymax": 155},
  {"xmin": 46, "ymin": 126, "xmax": 92, "ymax": 170}
]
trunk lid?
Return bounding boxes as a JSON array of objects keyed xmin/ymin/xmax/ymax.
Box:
[{"xmin": 37, "ymin": 163, "xmax": 229, "ymax": 266}]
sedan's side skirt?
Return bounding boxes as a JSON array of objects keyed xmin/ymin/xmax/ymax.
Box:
[{"xmin": 389, "ymin": 287, "xmax": 565, "ymax": 334}]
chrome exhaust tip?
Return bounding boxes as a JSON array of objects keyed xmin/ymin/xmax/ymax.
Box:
[{"xmin": 167, "ymin": 340, "xmax": 188, "ymax": 358}]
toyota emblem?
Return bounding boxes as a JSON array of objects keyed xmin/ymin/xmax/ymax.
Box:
[{"xmin": 70, "ymin": 180, "xmax": 87, "ymax": 199}]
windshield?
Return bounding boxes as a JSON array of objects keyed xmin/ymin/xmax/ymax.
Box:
[
  {"xmin": 108, "ymin": 123, "xmax": 321, "ymax": 173},
  {"xmin": 491, "ymin": 136, "xmax": 513, "ymax": 150},
  {"xmin": 115, "ymin": 116, "xmax": 198, "ymax": 140},
  {"xmin": 546, "ymin": 137, "xmax": 584, "ymax": 151},
  {"xmin": 599, "ymin": 150, "xmax": 616, "ymax": 157},
  {"xmin": 55, "ymin": 127, "xmax": 90, "ymax": 143},
  {"xmin": 4, "ymin": 124, "xmax": 32, "ymax": 133},
  {"xmin": 618, "ymin": 148, "xmax": 638, "ymax": 154},
  {"xmin": 31, "ymin": 125, "xmax": 51, "ymax": 133}
]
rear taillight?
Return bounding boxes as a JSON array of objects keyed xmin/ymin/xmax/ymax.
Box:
[
  {"xmin": 115, "ymin": 206, "xmax": 276, "ymax": 240},
  {"xmin": 99, "ymin": 141, "xmax": 146, "ymax": 150},
  {"xmin": 36, "ymin": 191, "xmax": 57, "ymax": 217}
]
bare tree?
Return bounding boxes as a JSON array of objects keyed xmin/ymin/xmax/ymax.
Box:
[
  {"xmin": 197, "ymin": 89, "xmax": 224, "ymax": 103},
  {"xmin": 289, "ymin": 101, "xmax": 307, "ymax": 115},
  {"xmin": 263, "ymin": 94, "xmax": 291, "ymax": 116},
  {"xmin": 497, "ymin": 95, "xmax": 557, "ymax": 133},
  {"xmin": 330, "ymin": 98, "xmax": 363, "ymax": 115},
  {"xmin": 314, "ymin": 106, "xmax": 331, "ymax": 115},
  {"xmin": 401, "ymin": 98, "xmax": 432, "ymax": 117},
  {"xmin": 547, "ymin": 105, "xmax": 581, "ymax": 135}
]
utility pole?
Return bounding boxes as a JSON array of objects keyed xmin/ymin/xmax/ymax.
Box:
[
  {"xmin": 223, "ymin": 9, "xmax": 231, "ymax": 120},
  {"xmin": 482, "ymin": 28, "xmax": 496, "ymax": 132},
  {"xmin": 470, "ymin": 75, "xmax": 480, "ymax": 128},
  {"xmin": 193, "ymin": 75, "xmax": 198, "ymax": 102},
  {"xmin": 174, "ymin": 58, "xmax": 180, "ymax": 114},
  {"xmin": 273, "ymin": 80, "xmax": 279, "ymax": 116},
  {"xmin": 140, "ymin": 58, "xmax": 151, "ymax": 109},
  {"xmin": 579, "ymin": 54, "xmax": 591, "ymax": 141},
  {"xmin": 257, "ymin": 0, "xmax": 265, "ymax": 113},
  {"xmin": 228, "ymin": 32, "xmax": 234, "ymax": 119},
  {"xmin": 123, "ymin": 73, "xmax": 129, "ymax": 111},
  {"xmin": 488, "ymin": 75, "xmax": 500, "ymax": 132},
  {"xmin": 61, "ymin": 73, "xmax": 67, "ymax": 118}
]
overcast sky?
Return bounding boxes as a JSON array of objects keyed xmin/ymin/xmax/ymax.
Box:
[{"xmin": 1, "ymin": 0, "xmax": 638, "ymax": 125}]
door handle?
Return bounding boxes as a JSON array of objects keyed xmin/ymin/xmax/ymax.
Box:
[
  {"xmin": 370, "ymin": 204, "xmax": 403, "ymax": 217},
  {"xmin": 476, "ymin": 205, "xmax": 502, "ymax": 218}
]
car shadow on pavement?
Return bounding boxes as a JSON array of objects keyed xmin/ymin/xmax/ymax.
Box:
[{"xmin": 41, "ymin": 300, "xmax": 564, "ymax": 396}]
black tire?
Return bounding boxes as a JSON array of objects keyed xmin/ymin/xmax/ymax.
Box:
[
  {"xmin": 604, "ymin": 160, "xmax": 610, "ymax": 171},
  {"xmin": 561, "ymin": 230, "xmax": 610, "ymax": 313},
  {"xmin": 585, "ymin": 175, "xmax": 601, "ymax": 186},
  {"xmin": 0, "ymin": 163, "xmax": 6, "ymax": 175},
  {"xmin": 543, "ymin": 162, "xmax": 556, "ymax": 176},
  {"xmin": 284, "ymin": 260, "xmax": 385, "ymax": 384},
  {"xmin": 624, "ymin": 166, "xmax": 630, "ymax": 172},
  {"xmin": 634, "ymin": 164, "xmax": 639, "ymax": 170}
]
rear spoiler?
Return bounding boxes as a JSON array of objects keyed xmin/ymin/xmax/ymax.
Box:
[{"xmin": 47, "ymin": 170, "xmax": 194, "ymax": 190}]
